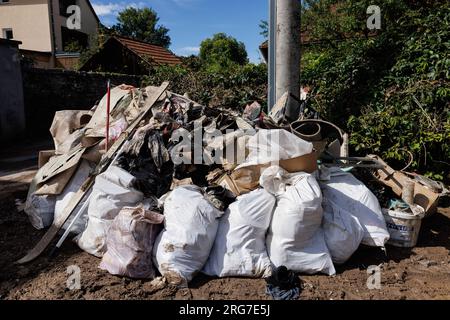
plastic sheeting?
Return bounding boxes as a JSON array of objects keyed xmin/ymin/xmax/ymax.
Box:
[
  {"xmin": 203, "ymin": 188, "xmax": 276, "ymax": 278},
  {"xmin": 54, "ymin": 160, "xmax": 95, "ymax": 235},
  {"xmin": 236, "ymin": 129, "xmax": 313, "ymax": 170},
  {"xmin": 153, "ymin": 185, "xmax": 223, "ymax": 283}
]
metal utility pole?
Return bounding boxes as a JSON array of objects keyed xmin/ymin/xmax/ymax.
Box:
[
  {"xmin": 268, "ymin": 0, "xmax": 277, "ymax": 110},
  {"xmin": 269, "ymin": 0, "xmax": 301, "ymax": 120}
]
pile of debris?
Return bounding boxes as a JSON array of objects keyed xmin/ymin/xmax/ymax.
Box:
[{"xmin": 19, "ymin": 82, "xmax": 449, "ymax": 297}]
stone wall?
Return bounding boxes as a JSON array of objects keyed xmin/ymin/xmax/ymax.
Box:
[{"xmin": 22, "ymin": 68, "xmax": 142, "ymax": 138}]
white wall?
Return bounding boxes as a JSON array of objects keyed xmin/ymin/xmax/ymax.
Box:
[{"xmin": 0, "ymin": 0, "xmax": 52, "ymax": 52}]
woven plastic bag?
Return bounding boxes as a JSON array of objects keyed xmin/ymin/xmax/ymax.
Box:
[{"xmin": 99, "ymin": 205, "xmax": 164, "ymax": 279}]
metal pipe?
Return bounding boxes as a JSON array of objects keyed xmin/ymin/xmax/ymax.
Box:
[{"xmin": 268, "ymin": 0, "xmax": 277, "ymax": 111}]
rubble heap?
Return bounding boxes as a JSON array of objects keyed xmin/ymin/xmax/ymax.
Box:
[{"xmin": 20, "ymin": 82, "xmax": 448, "ymax": 293}]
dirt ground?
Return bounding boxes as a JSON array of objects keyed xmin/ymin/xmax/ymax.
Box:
[
  {"xmin": 0, "ymin": 137, "xmax": 449, "ymax": 301},
  {"xmin": 0, "ymin": 178, "xmax": 449, "ymax": 300}
]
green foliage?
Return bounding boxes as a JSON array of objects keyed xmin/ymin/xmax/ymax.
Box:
[
  {"xmin": 199, "ymin": 33, "xmax": 249, "ymax": 72},
  {"xmin": 143, "ymin": 62, "xmax": 267, "ymax": 110},
  {"xmin": 301, "ymin": 0, "xmax": 450, "ymax": 182},
  {"xmin": 111, "ymin": 7, "xmax": 171, "ymax": 48},
  {"xmin": 259, "ymin": 20, "xmax": 268, "ymax": 39},
  {"xmin": 63, "ymin": 40, "xmax": 84, "ymax": 53},
  {"xmin": 77, "ymin": 24, "xmax": 111, "ymax": 68}
]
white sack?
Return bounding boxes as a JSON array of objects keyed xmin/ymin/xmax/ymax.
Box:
[
  {"xmin": 236, "ymin": 129, "xmax": 313, "ymax": 170},
  {"xmin": 54, "ymin": 160, "xmax": 95, "ymax": 235},
  {"xmin": 99, "ymin": 205, "xmax": 164, "ymax": 279},
  {"xmin": 268, "ymin": 228, "xmax": 335, "ymax": 275},
  {"xmin": 262, "ymin": 166, "xmax": 335, "ymax": 275},
  {"xmin": 24, "ymin": 192, "xmax": 56, "ymax": 230},
  {"xmin": 322, "ymin": 198, "xmax": 365, "ymax": 264},
  {"xmin": 203, "ymin": 189, "xmax": 276, "ymax": 278},
  {"xmin": 153, "ymin": 185, "xmax": 223, "ymax": 283},
  {"xmin": 76, "ymin": 166, "xmax": 144, "ymax": 257},
  {"xmin": 318, "ymin": 168, "xmax": 389, "ymax": 247}
]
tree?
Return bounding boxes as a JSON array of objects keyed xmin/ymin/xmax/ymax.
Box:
[
  {"xmin": 111, "ymin": 7, "xmax": 171, "ymax": 48},
  {"xmin": 199, "ymin": 33, "xmax": 248, "ymax": 72},
  {"xmin": 77, "ymin": 24, "xmax": 111, "ymax": 68},
  {"xmin": 259, "ymin": 20, "xmax": 268, "ymax": 39},
  {"xmin": 299, "ymin": 0, "xmax": 450, "ymax": 182}
]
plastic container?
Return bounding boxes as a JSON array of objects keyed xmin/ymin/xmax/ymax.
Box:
[{"xmin": 382, "ymin": 208, "xmax": 425, "ymax": 248}]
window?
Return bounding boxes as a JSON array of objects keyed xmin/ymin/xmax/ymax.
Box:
[
  {"xmin": 61, "ymin": 26, "xmax": 88, "ymax": 52},
  {"xmin": 1, "ymin": 0, "xmax": 11, "ymax": 4},
  {"xmin": 2, "ymin": 28, "xmax": 13, "ymax": 40}
]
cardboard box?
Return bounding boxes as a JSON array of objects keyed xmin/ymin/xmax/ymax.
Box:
[
  {"xmin": 218, "ymin": 150, "xmax": 319, "ymax": 196},
  {"xmin": 369, "ymin": 154, "xmax": 440, "ymax": 216}
]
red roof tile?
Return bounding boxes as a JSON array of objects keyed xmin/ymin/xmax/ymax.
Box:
[{"xmin": 114, "ymin": 36, "xmax": 182, "ymax": 66}]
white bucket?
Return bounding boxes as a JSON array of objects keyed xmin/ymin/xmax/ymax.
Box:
[{"xmin": 382, "ymin": 208, "xmax": 424, "ymax": 248}]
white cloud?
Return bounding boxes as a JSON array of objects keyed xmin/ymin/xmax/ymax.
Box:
[
  {"xmin": 176, "ymin": 46, "xmax": 200, "ymax": 56},
  {"xmin": 92, "ymin": 3, "xmax": 122, "ymax": 16},
  {"xmin": 92, "ymin": 2, "xmax": 148, "ymax": 17}
]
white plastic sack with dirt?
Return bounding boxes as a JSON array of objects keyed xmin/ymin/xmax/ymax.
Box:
[
  {"xmin": 261, "ymin": 166, "xmax": 335, "ymax": 275},
  {"xmin": 153, "ymin": 185, "xmax": 224, "ymax": 283},
  {"xmin": 54, "ymin": 160, "xmax": 95, "ymax": 235},
  {"xmin": 318, "ymin": 167, "xmax": 389, "ymax": 247},
  {"xmin": 24, "ymin": 192, "xmax": 56, "ymax": 230},
  {"xmin": 203, "ymin": 188, "xmax": 276, "ymax": 278},
  {"xmin": 76, "ymin": 165, "xmax": 144, "ymax": 257},
  {"xmin": 99, "ymin": 205, "xmax": 164, "ymax": 279},
  {"xmin": 322, "ymin": 197, "xmax": 365, "ymax": 264}
]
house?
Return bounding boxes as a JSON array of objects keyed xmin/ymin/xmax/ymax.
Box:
[
  {"xmin": 0, "ymin": 38, "xmax": 25, "ymax": 141},
  {"xmin": 0, "ymin": 0, "xmax": 99, "ymax": 69},
  {"xmin": 80, "ymin": 36, "xmax": 183, "ymax": 75}
]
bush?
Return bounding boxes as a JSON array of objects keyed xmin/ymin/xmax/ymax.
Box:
[
  {"xmin": 142, "ymin": 62, "xmax": 268, "ymax": 111},
  {"xmin": 301, "ymin": 0, "xmax": 450, "ymax": 183}
]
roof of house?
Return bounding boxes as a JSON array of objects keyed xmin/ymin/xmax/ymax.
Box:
[
  {"xmin": 85, "ymin": 0, "xmax": 100, "ymax": 23},
  {"xmin": 114, "ymin": 36, "xmax": 182, "ymax": 66},
  {"xmin": 260, "ymin": 28, "xmax": 313, "ymax": 49},
  {"xmin": 0, "ymin": 39, "xmax": 22, "ymax": 47}
]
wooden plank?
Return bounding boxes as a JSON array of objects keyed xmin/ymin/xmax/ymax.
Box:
[{"xmin": 368, "ymin": 154, "xmax": 440, "ymax": 216}]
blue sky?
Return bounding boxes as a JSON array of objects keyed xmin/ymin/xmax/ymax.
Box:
[{"xmin": 91, "ymin": 0, "xmax": 268, "ymax": 63}]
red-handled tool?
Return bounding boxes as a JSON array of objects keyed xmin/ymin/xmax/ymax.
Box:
[{"xmin": 105, "ymin": 79, "xmax": 111, "ymax": 152}]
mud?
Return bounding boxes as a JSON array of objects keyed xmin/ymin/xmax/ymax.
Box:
[{"xmin": 0, "ymin": 188, "xmax": 449, "ymax": 300}]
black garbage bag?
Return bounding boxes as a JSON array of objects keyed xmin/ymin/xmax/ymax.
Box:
[
  {"xmin": 265, "ymin": 266, "xmax": 301, "ymax": 300},
  {"xmin": 117, "ymin": 129, "xmax": 174, "ymax": 198}
]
